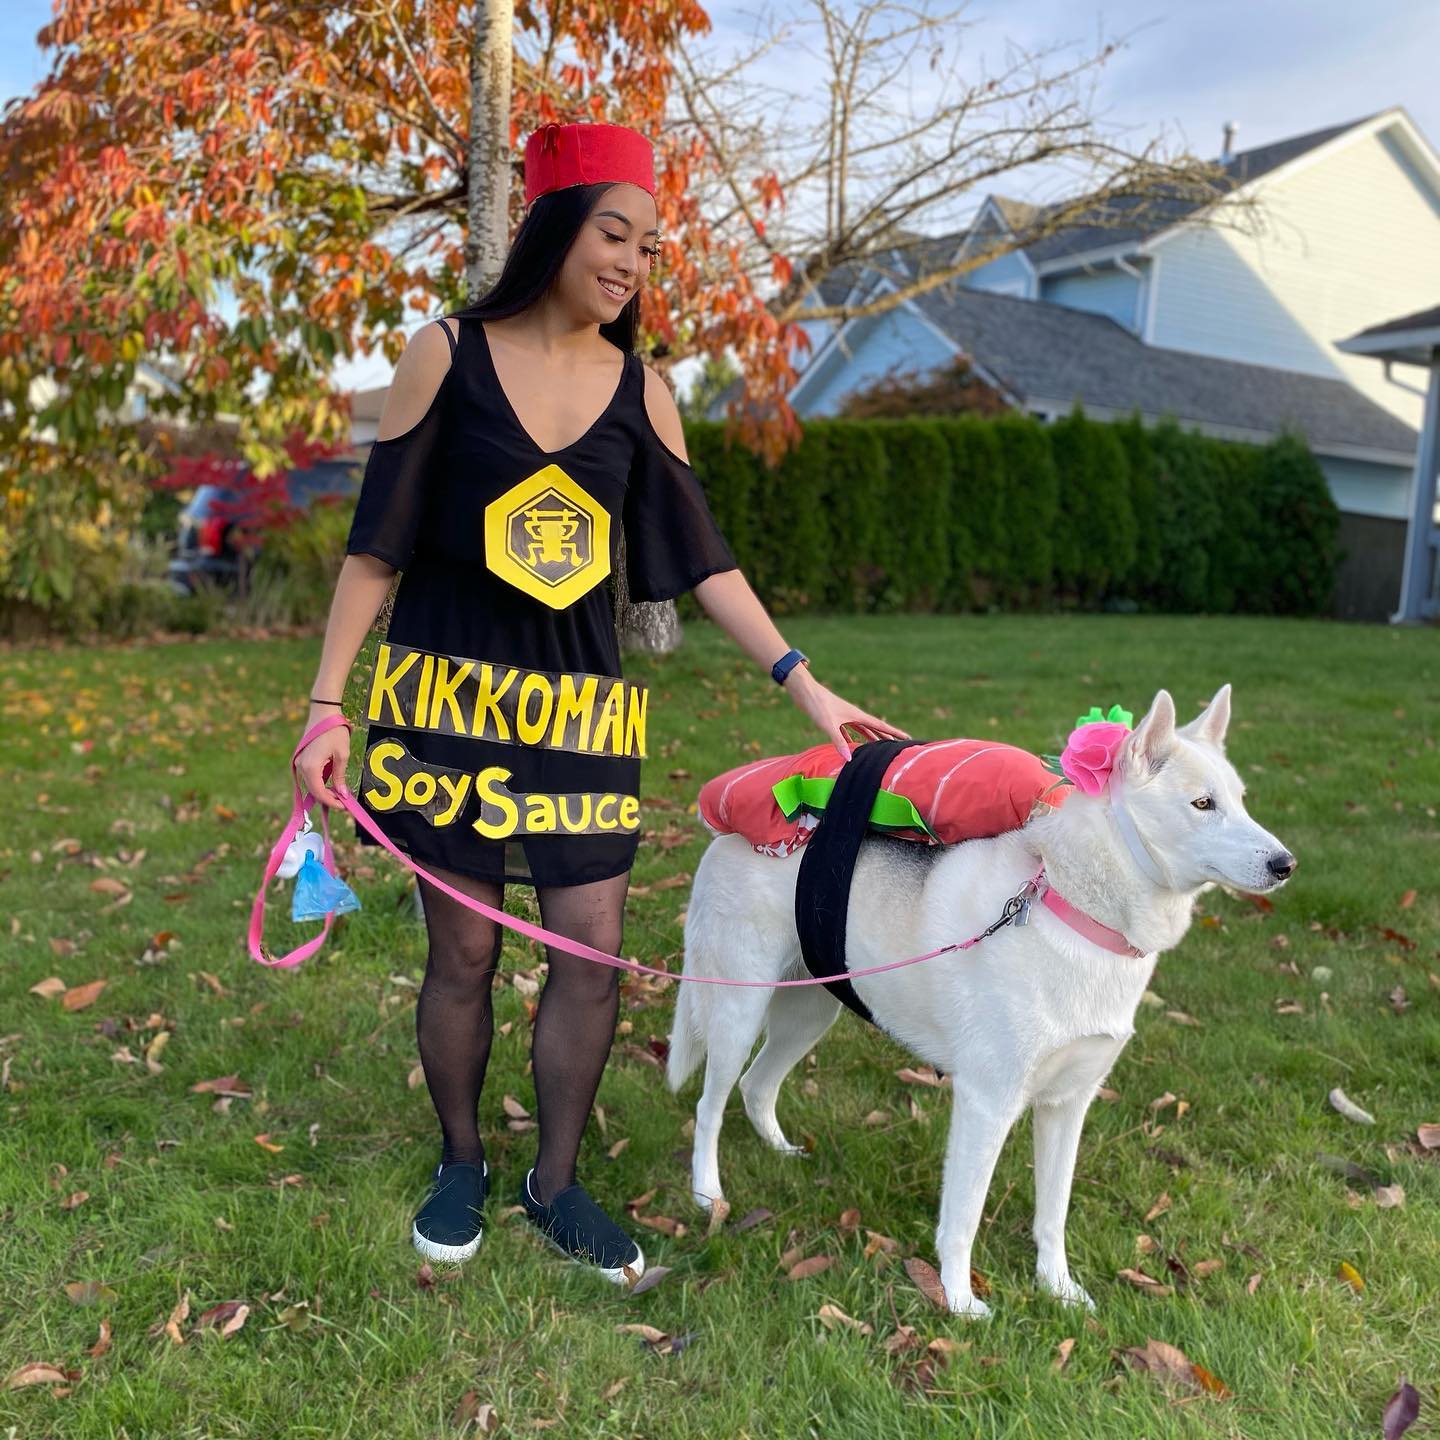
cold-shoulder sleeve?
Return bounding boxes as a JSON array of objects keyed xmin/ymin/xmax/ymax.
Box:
[
  {"xmin": 345, "ymin": 384, "xmax": 448, "ymax": 570},
  {"xmin": 623, "ymin": 415, "xmax": 738, "ymax": 602}
]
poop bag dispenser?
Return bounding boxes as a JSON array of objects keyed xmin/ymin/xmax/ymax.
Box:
[{"xmin": 291, "ymin": 851, "xmax": 362, "ymax": 924}]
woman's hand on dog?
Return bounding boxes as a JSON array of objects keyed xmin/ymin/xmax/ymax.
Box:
[{"xmin": 782, "ymin": 672, "xmax": 910, "ymax": 761}]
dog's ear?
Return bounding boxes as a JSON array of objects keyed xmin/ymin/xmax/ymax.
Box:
[
  {"xmin": 1119, "ymin": 689, "xmax": 1177, "ymax": 780},
  {"xmin": 1178, "ymin": 683, "xmax": 1232, "ymax": 749}
]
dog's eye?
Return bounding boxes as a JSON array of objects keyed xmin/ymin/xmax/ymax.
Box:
[{"xmin": 1192, "ymin": 796, "xmax": 1214, "ymax": 811}]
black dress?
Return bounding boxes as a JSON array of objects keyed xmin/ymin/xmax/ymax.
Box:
[{"xmin": 344, "ymin": 315, "xmax": 738, "ymax": 887}]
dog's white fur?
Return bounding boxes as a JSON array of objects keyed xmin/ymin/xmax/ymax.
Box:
[{"xmin": 666, "ymin": 686, "xmax": 1294, "ymax": 1316}]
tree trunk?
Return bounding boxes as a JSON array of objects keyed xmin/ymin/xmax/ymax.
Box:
[{"xmin": 466, "ymin": 0, "xmax": 514, "ymax": 303}]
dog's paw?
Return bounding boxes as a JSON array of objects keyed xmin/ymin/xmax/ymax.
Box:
[
  {"xmin": 1039, "ymin": 1272, "xmax": 1095, "ymax": 1311},
  {"xmin": 691, "ymin": 1187, "xmax": 724, "ymax": 1213},
  {"xmin": 945, "ymin": 1292, "xmax": 992, "ymax": 1320}
]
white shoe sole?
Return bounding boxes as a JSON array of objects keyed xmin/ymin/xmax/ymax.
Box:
[
  {"xmin": 411, "ymin": 1223, "xmax": 482, "ymax": 1264},
  {"xmin": 411, "ymin": 1159, "xmax": 487, "ymax": 1264},
  {"xmin": 530, "ymin": 1224, "xmax": 645, "ymax": 1285}
]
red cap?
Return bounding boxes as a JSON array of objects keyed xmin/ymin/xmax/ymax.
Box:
[{"xmin": 523, "ymin": 122, "xmax": 656, "ymax": 208}]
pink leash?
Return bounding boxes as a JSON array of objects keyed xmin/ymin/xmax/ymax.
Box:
[{"xmin": 249, "ymin": 715, "xmax": 1125, "ymax": 980}]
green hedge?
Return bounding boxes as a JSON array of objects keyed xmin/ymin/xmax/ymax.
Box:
[{"xmin": 682, "ymin": 407, "xmax": 1340, "ymax": 617}]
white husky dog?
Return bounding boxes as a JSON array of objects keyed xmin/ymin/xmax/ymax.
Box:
[{"xmin": 666, "ymin": 686, "xmax": 1295, "ymax": 1317}]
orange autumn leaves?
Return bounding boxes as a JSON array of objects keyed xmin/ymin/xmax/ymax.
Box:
[{"xmin": 2, "ymin": 0, "xmax": 805, "ymax": 493}]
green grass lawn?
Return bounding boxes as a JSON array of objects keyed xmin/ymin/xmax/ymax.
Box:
[{"xmin": 2, "ymin": 613, "xmax": 1438, "ymax": 1438}]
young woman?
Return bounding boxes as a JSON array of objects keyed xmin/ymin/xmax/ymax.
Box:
[{"xmin": 294, "ymin": 120, "xmax": 907, "ymax": 1283}]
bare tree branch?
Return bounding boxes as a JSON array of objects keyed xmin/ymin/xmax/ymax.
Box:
[{"xmin": 669, "ymin": 0, "xmax": 1265, "ymax": 358}]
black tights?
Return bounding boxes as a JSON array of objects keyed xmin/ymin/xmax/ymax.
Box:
[{"xmin": 413, "ymin": 863, "xmax": 627, "ymax": 1206}]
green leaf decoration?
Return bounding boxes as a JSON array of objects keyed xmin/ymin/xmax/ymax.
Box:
[{"xmin": 1073, "ymin": 703, "xmax": 1134, "ymax": 730}]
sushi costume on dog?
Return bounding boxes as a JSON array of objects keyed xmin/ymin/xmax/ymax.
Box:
[
  {"xmin": 347, "ymin": 122, "xmax": 738, "ymax": 887},
  {"xmin": 700, "ymin": 737, "xmax": 1072, "ymax": 1026}
]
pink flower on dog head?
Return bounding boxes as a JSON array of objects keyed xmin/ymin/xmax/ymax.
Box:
[{"xmin": 1059, "ymin": 721, "xmax": 1130, "ymax": 797}]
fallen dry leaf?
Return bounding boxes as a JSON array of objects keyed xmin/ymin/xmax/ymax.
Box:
[
  {"xmin": 1121, "ymin": 1337, "xmax": 1230, "ymax": 1397},
  {"xmin": 450, "ymin": 1392, "xmax": 500, "ymax": 1433},
  {"xmin": 1117, "ymin": 1268, "xmax": 1174, "ymax": 1298},
  {"xmin": 786, "ymin": 1255, "xmax": 834, "ymax": 1281},
  {"xmin": 59, "ymin": 1192, "xmax": 90, "ymax": 1211},
  {"xmin": 616, "ymin": 1322, "xmax": 667, "ymax": 1345},
  {"xmin": 1246, "ymin": 1272, "xmax": 1263, "ymax": 1295},
  {"xmin": 5, "ymin": 1362, "xmax": 70, "ymax": 1389},
  {"xmin": 705, "ymin": 1196, "xmax": 730, "ymax": 1238},
  {"xmin": 1054, "ymin": 1337, "xmax": 1076, "ymax": 1371},
  {"xmin": 816, "ymin": 1303, "xmax": 873, "ymax": 1336},
  {"xmin": 631, "ymin": 1213, "xmax": 686, "ymax": 1237},
  {"xmin": 196, "ymin": 1301, "xmax": 249, "ymax": 1337},
  {"xmin": 1417, "ymin": 1123, "xmax": 1440, "ymax": 1150},
  {"xmin": 904, "ymin": 1256, "xmax": 948, "ymax": 1310},
  {"xmin": 1143, "ymin": 1192, "xmax": 1172, "ymax": 1223},
  {"xmin": 501, "ymin": 1094, "xmax": 529, "ymax": 1120},
  {"xmin": 87, "ymin": 1319, "xmax": 112, "ymax": 1358},
  {"xmin": 628, "ymin": 1265, "xmax": 671, "ymax": 1296},
  {"xmin": 189, "ymin": 1075, "xmax": 252, "ymax": 1098},
  {"xmin": 62, "ymin": 979, "xmax": 108, "ymax": 1012},
  {"xmin": 1375, "ymin": 1185, "xmax": 1406, "ymax": 1210},
  {"xmin": 30, "ymin": 976, "xmax": 67, "ymax": 998}
]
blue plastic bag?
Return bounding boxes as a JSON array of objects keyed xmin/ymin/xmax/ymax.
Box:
[{"xmin": 291, "ymin": 851, "xmax": 362, "ymax": 924}]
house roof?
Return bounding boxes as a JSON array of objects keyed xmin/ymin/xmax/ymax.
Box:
[
  {"xmin": 1337, "ymin": 304, "xmax": 1440, "ymax": 367},
  {"xmin": 1016, "ymin": 114, "xmax": 1380, "ymax": 264},
  {"xmin": 910, "ymin": 284, "xmax": 1417, "ymax": 459}
]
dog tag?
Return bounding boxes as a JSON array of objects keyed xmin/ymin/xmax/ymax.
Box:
[{"xmin": 1015, "ymin": 898, "xmax": 1031, "ymax": 927}]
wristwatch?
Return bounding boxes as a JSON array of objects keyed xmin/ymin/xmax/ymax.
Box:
[{"xmin": 771, "ymin": 647, "xmax": 809, "ymax": 686}]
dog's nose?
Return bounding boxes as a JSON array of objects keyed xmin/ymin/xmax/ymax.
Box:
[{"xmin": 1266, "ymin": 851, "xmax": 1297, "ymax": 881}]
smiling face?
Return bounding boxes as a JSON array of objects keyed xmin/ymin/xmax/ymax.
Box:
[
  {"xmin": 1116, "ymin": 685, "xmax": 1298, "ymax": 894},
  {"xmin": 554, "ymin": 182, "xmax": 660, "ymax": 322}
]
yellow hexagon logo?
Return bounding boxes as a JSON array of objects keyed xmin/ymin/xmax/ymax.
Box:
[{"xmin": 483, "ymin": 463, "xmax": 611, "ymax": 609}]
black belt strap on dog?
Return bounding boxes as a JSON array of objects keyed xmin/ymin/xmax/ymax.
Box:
[{"xmin": 795, "ymin": 737, "xmax": 926, "ymax": 1028}]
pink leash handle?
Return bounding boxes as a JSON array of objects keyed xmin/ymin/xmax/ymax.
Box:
[
  {"xmin": 250, "ymin": 715, "xmax": 1037, "ymax": 985},
  {"xmin": 247, "ymin": 714, "xmax": 350, "ymax": 968}
]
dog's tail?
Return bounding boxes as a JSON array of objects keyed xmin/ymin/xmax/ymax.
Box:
[{"xmin": 665, "ymin": 963, "xmax": 706, "ymax": 1093}]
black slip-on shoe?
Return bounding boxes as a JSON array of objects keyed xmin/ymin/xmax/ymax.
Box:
[
  {"xmin": 412, "ymin": 1158, "xmax": 488, "ymax": 1264},
  {"xmin": 518, "ymin": 1168, "xmax": 645, "ymax": 1285}
]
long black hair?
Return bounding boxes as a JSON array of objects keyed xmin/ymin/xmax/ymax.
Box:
[{"xmin": 449, "ymin": 182, "xmax": 643, "ymax": 353}]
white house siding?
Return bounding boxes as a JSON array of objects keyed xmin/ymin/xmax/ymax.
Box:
[
  {"xmin": 965, "ymin": 249, "xmax": 1035, "ymax": 297},
  {"xmin": 1039, "ymin": 268, "xmax": 1142, "ymax": 331},
  {"xmin": 792, "ymin": 309, "xmax": 955, "ymax": 417},
  {"xmin": 1317, "ymin": 455, "xmax": 1427, "ymax": 523},
  {"xmin": 1147, "ymin": 120, "xmax": 1440, "ymax": 432}
]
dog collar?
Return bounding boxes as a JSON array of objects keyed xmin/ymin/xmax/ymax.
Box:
[{"xmin": 1034, "ymin": 873, "xmax": 1148, "ymax": 959}]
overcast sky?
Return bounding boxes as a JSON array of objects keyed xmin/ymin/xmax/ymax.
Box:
[{"xmin": 4, "ymin": 0, "xmax": 1436, "ymax": 393}]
